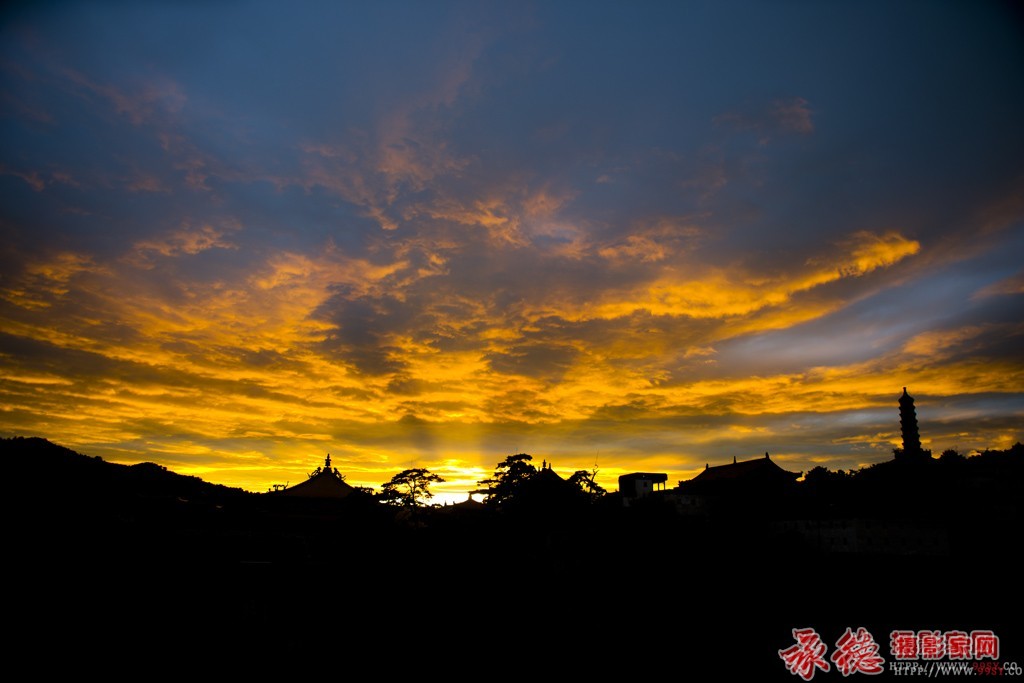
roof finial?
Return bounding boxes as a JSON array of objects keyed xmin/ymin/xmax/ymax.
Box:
[
  {"xmin": 765, "ymin": 452, "xmax": 770, "ymax": 459},
  {"xmin": 733, "ymin": 455, "xmax": 736, "ymax": 464}
]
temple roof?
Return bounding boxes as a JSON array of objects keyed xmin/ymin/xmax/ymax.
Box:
[
  {"xmin": 451, "ymin": 493, "xmax": 486, "ymax": 510},
  {"xmin": 273, "ymin": 454, "xmax": 355, "ymax": 498},
  {"xmin": 684, "ymin": 452, "xmax": 799, "ymax": 492}
]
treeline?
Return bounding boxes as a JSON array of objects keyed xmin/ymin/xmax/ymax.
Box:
[
  {"xmin": 6, "ymin": 435, "xmax": 1023, "ymax": 513},
  {"xmin": 375, "ymin": 452, "xmax": 605, "ymax": 509},
  {"xmin": 795, "ymin": 443, "xmax": 1024, "ymax": 518}
]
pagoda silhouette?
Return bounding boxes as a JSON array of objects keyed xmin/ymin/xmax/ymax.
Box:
[{"xmin": 896, "ymin": 387, "xmax": 929, "ymax": 461}]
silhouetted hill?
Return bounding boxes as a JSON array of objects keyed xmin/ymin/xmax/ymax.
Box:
[{"xmin": 2, "ymin": 436, "xmax": 251, "ymax": 500}]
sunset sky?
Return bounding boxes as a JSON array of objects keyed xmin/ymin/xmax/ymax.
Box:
[{"xmin": 2, "ymin": 1, "xmax": 1022, "ymax": 500}]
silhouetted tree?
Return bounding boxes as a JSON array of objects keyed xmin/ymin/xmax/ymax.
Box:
[
  {"xmin": 478, "ymin": 453, "xmax": 537, "ymax": 507},
  {"xmin": 939, "ymin": 448, "xmax": 966, "ymax": 463},
  {"xmin": 380, "ymin": 468, "xmax": 444, "ymax": 507},
  {"xmin": 567, "ymin": 469, "xmax": 607, "ymax": 501},
  {"xmin": 801, "ymin": 465, "xmax": 854, "ymax": 510},
  {"xmin": 803, "ymin": 465, "xmax": 850, "ymax": 486},
  {"xmin": 893, "ymin": 446, "xmax": 932, "ymax": 460}
]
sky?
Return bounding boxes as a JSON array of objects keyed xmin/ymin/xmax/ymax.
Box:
[{"xmin": 1, "ymin": 0, "xmax": 1022, "ymax": 501}]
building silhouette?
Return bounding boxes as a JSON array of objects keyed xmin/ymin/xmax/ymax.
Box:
[
  {"xmin": 898, "ymin": 387, "xmax": 926, "ymax": 460},
  {"xmin": 685, "ymin": 452, "xmax": 800, "ymax": 494},
  {"xmin": 618, "ymin": 472, "xmax": 668, "ymax": 506},
  {"xmin": 663, "ymin": 452, "xmax": 801, "ymax": 518},
  {"xmin": 270, "ymin": 453, "xmax": 355, "ymax": 498}
]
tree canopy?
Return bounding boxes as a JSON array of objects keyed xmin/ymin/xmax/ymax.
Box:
[
  {"xmin": 567, "ymin": 469, "xmax": 607, "ymax": 501},
  {"xmin": 379, "ymin": 468, "xmax": 445, "ymax": 507},
  {"xmin": 477, "ymin": 453, "xmax": 537, "ymax": 507},
  {"xmin": 478, "ymin": 454, "xmax": 608, "ymax": 510}
]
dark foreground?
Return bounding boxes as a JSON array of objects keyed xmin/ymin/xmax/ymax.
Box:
[
  {"xmin": 13, "ymin": 497, "xmax": 1021, "ymax": 681},
  {"xmin": 7, "ymin": 437, "xmax": 1021, "ymax": 679}
]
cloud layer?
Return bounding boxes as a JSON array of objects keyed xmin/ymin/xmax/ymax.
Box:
[{"xmin": 1, "ymin": 1, "xmax": 1022, "ymax": 496}]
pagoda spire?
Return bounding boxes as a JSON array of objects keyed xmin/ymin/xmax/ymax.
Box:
[{"xmin": 899, "ymin": 387, "xmax": 922, "ymax": 457}]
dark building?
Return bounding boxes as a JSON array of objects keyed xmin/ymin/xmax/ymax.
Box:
[
  {"xmin": 898, "ymin": 387, "xmax": 926, "ymax": 460},
  {"xmin": 685, "ymin": 452, "xmax": 800, "ymax": 494},
  {"xmin": 618, "ymin": 472, "xmax": 668, "ymax": 505},
  {"xmin": 671, "ymin": 453, "xmax": 801, "ymax": 518},
  {"xmin": 270, "ymin": 453, "xmax": 355, "ymax": 498}
]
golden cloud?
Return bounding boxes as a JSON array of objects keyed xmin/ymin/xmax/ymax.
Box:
[
  {"xmin": 132, "ymin": 223, "xmax": 238, "ymax": 260},
  {"xmin": 586, "ymin": 230, "xmax": 920, "ymax": 321}
]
